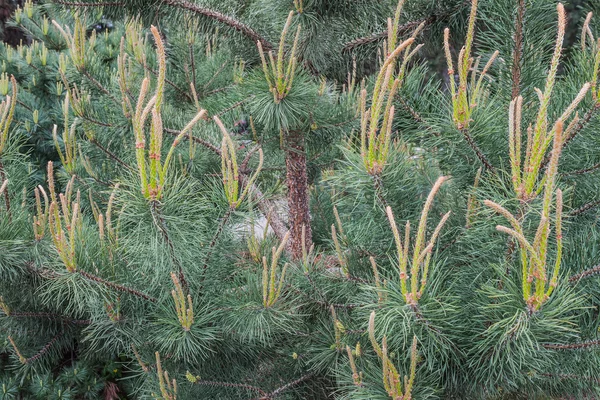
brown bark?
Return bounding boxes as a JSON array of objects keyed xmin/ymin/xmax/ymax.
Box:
[{"xmin": 285, "ymin": 130, "xmax": 312, "ymax": 260}]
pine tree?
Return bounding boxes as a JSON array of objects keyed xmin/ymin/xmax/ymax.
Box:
[{"xmin": 1, "ymin": 0, "xmax": 600, "ymax": 399}]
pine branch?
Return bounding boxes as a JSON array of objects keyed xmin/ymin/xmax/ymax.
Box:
[
  {"xmin": 26, "ymin": 334, "xmax": 61, "ymax": 364},
  {"xmin": 150, "ymin": 200, "xmax": 187, "ymax": 291},
  {"xmin": 342, "ymin": 20, "xmax": 425, "ymax": 52},
  {"xmin": 191, "ymin": 379, "xmax": 267, "ymax": 397},
  {"xmin": 570, "ymin": 199, "xmax": 600, "ymax": 217},
  {"xmin": 165, "ymin": 127, "xmax": 221, "ymax": 155},
  {"xmin": 266, "ymin": 373, "xmax": 313, "ymax": 398},
  {"xmin": 460, "ymin": 128, "xmax": 496, "ymax": 173},
  {"xmin": 541, "ymin": 103, "xmax": 600, "ymax": 170},
  {"xmin": 511, "ymin": 0, "xmax": 525, "ymax": 98},
  {"xmin": 200, "ymin": 206, "xmax": 233, "ymax": 281},
  {"xmin": 8, "ymin": 311, "xmax": 91, "ymax": 325},
  {"xmin": 569, "ymin": 263, "xmax": 600, "ymax": 282},
  {"xmin": 54, "ymin": 1, "xmax": 124, "ymax": 5},
  {"xmin": 160, "ymin": 0, "xmax": 273, "ymax": 50},
  {"xmin": 563, "ymin": 160, "xmax": 600, "ymax": 176},
  {"xmin": 78, "ymin": 270, "xmax": 157, "ymax": 302},
  {"xmin": 543, "ymin": 340, "xmax": 600, "ymax": 350},
  {"xmin": 89, "ymin": 138, "xmax": 132, "ymax": 170}
]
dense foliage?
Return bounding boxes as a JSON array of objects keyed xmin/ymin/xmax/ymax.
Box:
[{"xmin": 1, "ymin": 0, "xmax": 600, "ymax": 398}]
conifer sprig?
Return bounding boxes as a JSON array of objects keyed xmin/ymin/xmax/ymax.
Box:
[
  {"xmin": 257, "ymin": 11, "xmax": 301, "ymax": 104},
  {"xmin": 386, "ymin": 176, "xmax": 450, "ymax": 306},
  {"xmin": 507, "ymin": 5, "xmax": 590, "ymax": 200},
  {"xmin": 33, "ymin": 185, "xmax": 49, "ymax": 241},
  {"xmin": 368, "ymin": 311, "xmax": 418, "ymax": 399},
  {"xmin": 52, "ymin": 15, "xmax": 89, "ymax": 71},
  {"xmin": 170, "ymin": 272, "xmax": 193, "ymax": 331},
  {"xmin": 53, "ymin": 96, "xmax": 77, "ymax": 174},
  {"xmin": 262, "ymin": 231, "xmax": 290, "ymax": 308},
  {"xmin": 0, "ymin": 74, "xmax": 17, "ymax": 156},
  {"xmin": 155, "ymin": 352, "xmax": 177, "ymax": 400},
  {"xmin": 360, "ymin": 37, "xmax": 415, "ymax": 175},
  {"xmin": 487, "ymin": 122, "xmax": 565, "ymax": 312},
  {"xmin": 214, "ymin": 116, "xmax": 263, "ymax": 208},
  {"xmin": 511, "ymin": 4, "xmax": 590, "ymax": 200},
  {"xmin": 46, "ymin": 163, "xmax": 81, "ymax": 273},
  {"xmin": 444, "ymin": 0, "xmax": 499, "ymax": 130},
  {"xmin": 128, "ymin": 26, "xmax": 207, "ymax": 200}
]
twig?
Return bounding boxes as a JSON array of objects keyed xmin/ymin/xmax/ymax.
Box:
[
  {"xmin": 150, "ymin": 200, "xmax": 187, "ymax": 291},
  {"xmin": 26, "ymin": 334, "xmax": 62, "ymax": 364},
  {"xmin": 81, "ymin": 68, "xmax": 120, "ymax": 105},
  {"xmin": 53, "ymin": 0, "xmax": 124, "ymax": 5},
  {"xmin": 460, "ymin": 128, "xmax": 496, "ymax": 173},
  {"xmin": 192, "ymin": 379, "xmax": 267, "ymax": 397},
  {"xmin": 78, "ymin": 270, "xmax": 157, "ymax": 302},
  {"xmin": 8, "ymin": 311, "xmax": 90, "ymax": 325},
  {"xmin": 200, "ymin": 207, "xmax": 233, "ymax": 281},
  {"xmin": 160, "ymin": 0, "xmax": 273, "ymax": 51},
  {"xmin": 570, "ymin": 199, "xmax": 600, "ymax": 217},
  {"xmin": 569, "ymin": 263, "xmax": 600, "ymax": 282},
  {"xmin": 543, "ymin": 340, "xmax": 600, "ymax": 350},
  {"xmin": 511, "ymin": 0, "xmax": 525, "ymax": 99},
  {"xmin": 266, "ymin": 373, "xmax": 313, "ymax": 398},
  {"xmin": 165, "ymin": 127, "xmax": 221, "ymax": 155},
  {"xmin": 89, "ymin": 138, "xmax": 132, "ymax": 170},
  {"xmin": 541, "ymin": 103, "xmax": 600, "ymax": 170}
]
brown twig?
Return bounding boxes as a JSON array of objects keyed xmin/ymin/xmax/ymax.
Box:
[
  {"xmin": 78, "ymin": 270, "xmax": 157, "ymax": 302},
  {"xmin": 81, "ymin": 68, "xmax": 120, "ymax": 105},
  {"xmin": 541, "ymin": 103, "xmax": 600, "ymax": 170},
  {"xmin": 8, "ymin": 311, "xmax": 91, "ymax": 325},
  {"xmin": 570, "ymin": 199, "xmax": 600, "ymax": 217},
  {"xmin": 192, "ymin": 379, "xmax": 267, "ymax": 397},
  {"xmin": 343, "ymin": 20, "xmax": 425, "ymax": 52},
  {"xmin": 26, "ymin": 334, "xmax": 61, "ymax": 364},
  {"xmin": 160, "ymin": 0, "xmax": 273, "ymax": 51},
  {"xmin": 543, "ymin": 340, "xmax": 600, "ymax": 350},
  {"xmin": 53, "ymin": 0, "xmax": 124, "ymax": 5},
  {"xmin": 89, "ymin": 138, "xmax": 132, "ymax": 170},
  {"xmin": 200, "ymin": 207, "xmax": 233, "ymax": 281},
  {"xmin": 569, "ymin": 263, "xmax": 600, "ymax": 283},
  {"xmin": 165, "ymin": 127, "xmax": 221, "ymax": 155},
  {"xmin": 511, "ymin": 0, "xmax": 525, "ymax": 99},
  {"xmin": 460, "ymin": 128, "xmax": 496, "ymax": 173}
]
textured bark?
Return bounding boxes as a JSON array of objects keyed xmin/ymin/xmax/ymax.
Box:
[{"xmin": 285, "ymin": 130, "xmax": 312, "ymax": 260}]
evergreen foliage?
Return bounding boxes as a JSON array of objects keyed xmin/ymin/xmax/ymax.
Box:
[{"xmin": 1, "ymin": 0, "xmax": 600, "ymax": 398}]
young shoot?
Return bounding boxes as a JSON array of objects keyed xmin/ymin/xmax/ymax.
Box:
[
  {"xmin": 46, "ymin": 162, "xmax": 81, "ymax": 273},
  {"xmin": 487, "ymin": 122, "xmax": 565, "ymax": 313},
  {"xmin": 33, "ymin": 185, "xmax": 49, "ymax": 241},
  {"xmin": 129, "ymin": 28, "xmax": 207, "ymax": 201},
  {"xmin": 444, "ymin": 0, "xmax": 499, "ymax": 130},
  {"xmin": 154, "ymin": 352, "xmax": 177, "ymax": 400},
  {"xmin": 53, "ymin": 96, "xmax": 77, "ymax": 174},
  {"xmin": 368, "ymin": 311, "xmax": 418, "ymax": 400},
  {"xmin": 386, "ymin": 176, "xmax": 451, "ymax": 306},
  {"xmin": 0, "ymin": 74, "xmax": 17, "ymax": 156},
  {"xmin": 360, "ymin": 30, "xmax": 415, "ymax": 175},
  {"xmin": 171, "ymin": 272, "xmax": 194, "ymax": 331},
  {"xmin": 214, "ymin": 116, "xmax": 263, "ymax": 209},
  {"xmin": 257, "ymin": 11, "xmax": 301, "ymax": 103},
  {"xmin": 508, "ymin": 4, "xmax": 589, "ymax": 200},
  {"xmin": 52, "ymin": 15, "xmax": 87, "ymax": 71},
  {"xmin": 262, "ymin": 231, "xmax": 290, "ymax": 308}
]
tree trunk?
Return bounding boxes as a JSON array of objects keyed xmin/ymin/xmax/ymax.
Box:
[{"xmin": 285, "ymin": 130, "xmax": 312, "ymax": 260}]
